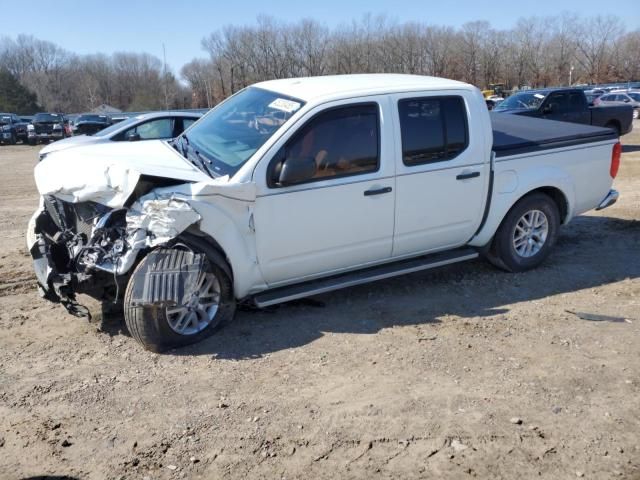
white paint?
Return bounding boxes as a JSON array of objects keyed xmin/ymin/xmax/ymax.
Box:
[
  {"xmin": 31, "ymin": 74, "xmax": 617, "ymax": 299},
  {"xmin": 34, "ymin": 140, "xmax": 210, "ymax": 207}
]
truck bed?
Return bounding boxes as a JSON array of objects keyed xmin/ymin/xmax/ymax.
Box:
[{"xmin": 491, "ymin": 113, "xmax": 617, "ymax": 158}]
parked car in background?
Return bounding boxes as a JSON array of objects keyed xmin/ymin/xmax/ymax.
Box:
[
  {"xmin": 72, "ymin": 114, "xmax": 112, "ymax": 135},
  {"xmin": 0, "ymin": 113, "xmax": 29, "ymax": 145},
  {"xmin": 493, "ymin": 88, "xmax": 633, "ymax": 135},
  {"xmin": 596, "ymin": 93, "xmax": 640, "ymax": 119},
  {"xmin": 30, "ymin": 112, "xmax": 69, "ymax": 145},
  {"xmin": 627, "ymin": 91, "xmax": 640, "ymax": 103},
  {"xmin": 485, "ymin": 96, "xmax": 504, "ymax": 110},
  {"xmin": 38, "ymin": 111, "xmax": 202, "ymax": 160},
  {"xmin": 28, "ymin": 74, "xmax": 622, "ymax": 352},
  {"xmin": 585, "ymin": 92, "xmax": 602, "ymax": 106}
]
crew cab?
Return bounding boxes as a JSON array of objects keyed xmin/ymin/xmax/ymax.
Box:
[
  {"xmin": 0, "ymin": 113, "xmax": 29, "ymax": 145},
  {"xmin": 494, "ymin": 88, "xmax": 633, "ymax": 136},
  {"xmin": 27, "ymin": 75, "xmax": 622, "ymax": 352}
]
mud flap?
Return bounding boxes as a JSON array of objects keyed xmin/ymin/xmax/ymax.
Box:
[{"xmin": 129, "ymin": 248, "xmax": 207, "ymax": 308}]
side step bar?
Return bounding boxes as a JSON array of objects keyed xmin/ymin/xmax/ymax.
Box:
[{"xmin": 253, "ymin": 248, "xmax": 479, "ymax": 308}]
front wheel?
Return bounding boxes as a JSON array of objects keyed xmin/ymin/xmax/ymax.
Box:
[
  {"xmin": 485, "ymin": 193, "xmax": 560, "ymax": 273},
  {"xmin": 124, "ymin": 244, "xmax": 236, "ymax": 352}
]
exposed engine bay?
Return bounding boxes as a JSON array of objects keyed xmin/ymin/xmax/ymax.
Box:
[{"xmin": 29, "ymin": 175, "xmax": 201, "ymax": 317}]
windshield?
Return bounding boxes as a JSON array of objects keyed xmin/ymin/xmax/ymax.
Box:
[
  {"xmin": 34, "ymin": 113, "xmax": 61, "ymax": 123},
  {"xmin": 628, "ymin": 92, "xmax": 640, "ymax": 102},
  {"xmin": 181, "ymin": 87, "xmax": 304, "ymax": 177},
  {"xmin": 495, "ymin": 92, "xmax": 546, "ymax": 111},
  {"xmin": 78, "ymin": 115, "xmax": 108, "ymax": 122}
]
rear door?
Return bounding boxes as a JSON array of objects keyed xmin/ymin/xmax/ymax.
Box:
[
  {"xmin": 390, "ymin": 91, "xmax": 490, "ymax": 257},
  {"xmin": 566, "ymin": 92, "xmax": 590, "ymax": 124}
]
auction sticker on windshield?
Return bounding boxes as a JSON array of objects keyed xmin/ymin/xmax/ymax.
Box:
[
  {"xmin": 268, "ymin": 98, "xmax": 301, "ymax": 113},
  {"xmin": 534, "ymin": 93, "xmax": 545, "ymax": 99}
]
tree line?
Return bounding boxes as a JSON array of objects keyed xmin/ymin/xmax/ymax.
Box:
[
  {"xmin": 0, "ymin": 35, "xmax": 189, "ymax": 113},
  {"xmin": 1, "ymin": 14, "xmax": 639, "ymax": 114}
]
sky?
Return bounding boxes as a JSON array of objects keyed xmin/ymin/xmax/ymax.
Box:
[{"xmin": 2, "ymin": 0, "xmax": 639, "ymax": 75}]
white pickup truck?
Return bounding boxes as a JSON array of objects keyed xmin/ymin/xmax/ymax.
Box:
[{"xmin": 28, "ymin": 74, "xmax": 622, "ymax": 352}]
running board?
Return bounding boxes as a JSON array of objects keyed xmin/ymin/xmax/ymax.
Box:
[{"xmin": 253, "ymin": 248, "xmax": 479, "ymax": 308}]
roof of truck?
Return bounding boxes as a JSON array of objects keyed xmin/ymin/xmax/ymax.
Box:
[{"xmin": 255, "ymin": 74, "xmax": 473, "ymax": 102}]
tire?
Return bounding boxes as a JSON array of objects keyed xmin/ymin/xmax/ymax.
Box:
[
  {"xmin": 9, "ymin": 133, "xmax": 17, "ymax": 145},
  {"xmin": 123, "ymin": 240, "xmax": 236, "ymax": 353},
  {"xmin": 485, "ymin": 192, "xmax": 560, "ymax": 273}
]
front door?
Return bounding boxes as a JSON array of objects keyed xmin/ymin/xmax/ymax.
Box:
[{"xmin": 253, "ymin": 100, "xmax": 395, "ymax": 286}]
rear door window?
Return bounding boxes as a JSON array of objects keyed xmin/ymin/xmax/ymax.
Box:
[
  {"xmin": 545, "ymin": 93, "xmax": 569, "ymax": 113},
  {"xmin": 398, "ymin": 96, "xmax": 468, "ymax": 166},
  {"xmin": 569, "ymin": 93, "xmax": 585, "ymax": 110}
]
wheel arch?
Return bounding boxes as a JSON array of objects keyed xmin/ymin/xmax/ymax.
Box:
[
  {"xmin": 470, "ymin": 180, "xmax": 573, "ymax": 248},
  {"xmin": 604, "ymin": 119, "xmax": 621, "ymax": 135}
]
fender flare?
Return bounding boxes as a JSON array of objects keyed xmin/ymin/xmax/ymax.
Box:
[{"xmin": 470, "ymin": 166, "xmax": 574, "ymax": 248}]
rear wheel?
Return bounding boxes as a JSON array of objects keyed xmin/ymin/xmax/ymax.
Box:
[
  {"xmin": 485, "ymin": 193, "xmax": 560, "ymax": 273},
  {"xmin": 124, "ymin": 242, "xmax": 236, "ymax": 352}
]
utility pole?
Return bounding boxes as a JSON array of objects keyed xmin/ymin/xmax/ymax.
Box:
[
  {"xmin": 162, "ymin": 43, "xmax": 169, "ymax": 110},
  {"xmin": 569, "ymin": 65, "xmax": 574, "ymax": 86}
]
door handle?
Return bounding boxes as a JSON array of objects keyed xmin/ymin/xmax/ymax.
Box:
[
  {"xmin": 456, "ymin": 171, "xmax": 480, "ymax": 180},
  {"xmin": 364, "ymin": 186, "xmax": 392, "ymax": 196}
]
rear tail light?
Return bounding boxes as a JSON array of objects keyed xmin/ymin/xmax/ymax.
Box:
[{"xmin": 610, "ymin": 142, "xmax": 621, "ymax": 178}]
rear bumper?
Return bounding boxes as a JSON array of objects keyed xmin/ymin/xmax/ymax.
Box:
[{"xmin": 596, "ymin": 189, "xmax": 619, "ymax": 210}]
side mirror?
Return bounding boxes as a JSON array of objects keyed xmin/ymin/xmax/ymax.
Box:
[
  {"xmin": 278, "ymin": 156, "xmax": 316, "ymax": 186},
  {"xmin": 623, "ymin": 98, "xmax": 630, "ymax": 103},
  {"xmin": 542, "ymin": 105, "xmax": 553, "ymax": 114},
  {"xmin": 127, "ymin": 132, "xmax": 141, "ymax": 141}
]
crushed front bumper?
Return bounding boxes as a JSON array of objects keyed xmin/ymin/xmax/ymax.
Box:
[
  {"xmin": 28, "ymin": 196, "xmax": 132, "ymax": 315},
  {"xmin": 596, "ymin": 189, "xmax": 619, "ymax": 211}
]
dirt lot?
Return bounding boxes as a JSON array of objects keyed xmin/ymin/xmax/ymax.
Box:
[{"xmin": 1, "ymin": 125, "xmax": 639, "ymax": 480}]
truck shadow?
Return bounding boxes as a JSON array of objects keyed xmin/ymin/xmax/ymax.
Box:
[
  {"xmin": 622, "ymin": 144, "xmax": 640, "ymax": 153},
  {"xmin": 110, "ymin": 215, "xmax": 640, "ymax": 359}
]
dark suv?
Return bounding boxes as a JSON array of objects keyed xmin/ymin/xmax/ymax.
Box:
[
  {"xmin": 72, "ymin": 114, "xmax": 112, "ymax": 135},
  {"xmin": 0, "ymin": 113, "xmax": 29, "ymax": 145},
  {"xmin": 30, "ymin": 112, "xmax": 69, "ymax": 144}
]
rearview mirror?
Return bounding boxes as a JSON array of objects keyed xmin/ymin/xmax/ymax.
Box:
[
  {"xmin": 278, "ymin": 157, "xmax": 316, "ymax": 186},
  {"xmin": 127, "ymin": 132, "xmax": 141, "ymax": 141}
]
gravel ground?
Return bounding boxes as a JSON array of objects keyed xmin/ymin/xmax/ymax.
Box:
[{"xmin": 0, "ymin": 124, "xmax": 639, "ymax": 480}]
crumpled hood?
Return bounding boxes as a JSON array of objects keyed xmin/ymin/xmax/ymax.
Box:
[{"xmin": 34, "ymin": 140, "xmax": 211, "ymax": 207}]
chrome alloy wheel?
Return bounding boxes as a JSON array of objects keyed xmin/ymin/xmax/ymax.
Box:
[
  {"xmin": 165, "ymin": 272, "xmax": 221, "ymax": 335},
  {"xmin": 512, "ymin": 209, "xmax": 549, "ymax": 258}
]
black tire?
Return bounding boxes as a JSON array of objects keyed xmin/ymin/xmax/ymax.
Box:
[
  {"xmin": 9, "ymin": 133, "xmax": 17, "ymax": 145},
  {"xmin": 485, "ymin": 192, "xmax": 560, "ymax": 273},
  {"xmin": 124, "ymin": 239, "xmax": 236, "ymax": 353}
]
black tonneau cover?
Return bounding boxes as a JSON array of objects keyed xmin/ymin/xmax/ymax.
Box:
[{"xmin": 491, "ymin": 113, "xmax": 616, "ymax": 158}]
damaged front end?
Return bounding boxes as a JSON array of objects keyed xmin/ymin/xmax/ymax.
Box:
[{"xmin": 29, "ymin": 191, "xmax": 201, "ymax": 318}]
